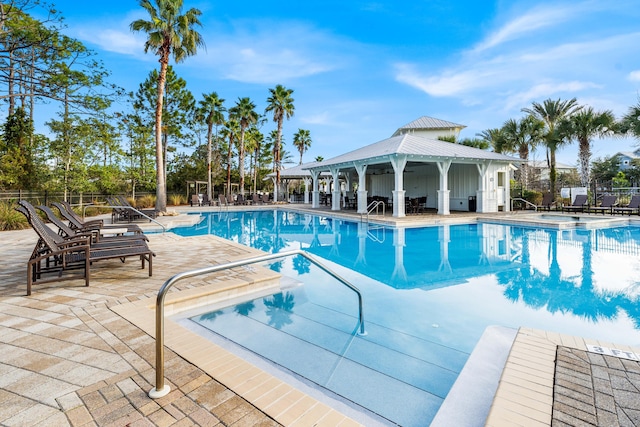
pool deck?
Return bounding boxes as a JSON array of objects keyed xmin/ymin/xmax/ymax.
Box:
[{"xmin": 2, "ymin": 206, "xmax": 640, "ymax": 426}]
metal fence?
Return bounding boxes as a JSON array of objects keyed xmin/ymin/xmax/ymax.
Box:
[{"xmin": 0, "ymin": 190, "xmax": 155, "ymax": 206}]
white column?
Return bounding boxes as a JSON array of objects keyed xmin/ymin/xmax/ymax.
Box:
[
  {"xmin": 476, "ymin": 162, "xmax": 489, "ymax": 213},
  {"xmin": 390, "ymin": 155, "xmax": 408, "ymax": 217},
  {"xmin": 303, "ymin": 178, "xmax": 311, "ymax": 204},
  {"xmin": 330, "ymin": 168, "xmax": 341, "ymax": 211},
  {"xmin": 437, "ymin": 160, "xmax": 452, "ymax": 215},
  {"xmin": 311, "ymin": 170, "xmax": 320, "ymax": 208},
  {"xmin": 354, "ymin": 162, "xmax": 368, "ymax": 214}
]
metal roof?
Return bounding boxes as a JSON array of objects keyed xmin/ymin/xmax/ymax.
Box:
[
  {"xmin": 392, "ymin": 116, "xmax": 466, "ymax": 136},
  {"xmin": 305, "ymin": 134, "xmax": 517, "ymax": 171}
]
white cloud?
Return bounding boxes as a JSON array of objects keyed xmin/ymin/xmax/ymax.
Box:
[
  {"xmin": 629, "ymin": 70, "xmax": 640, "ymax": 82},
  {"xmin": 473, "ymin": 5, "xmax": 574, "ymax": 52},
  {"xmin": 504, "ymin": 81, "xmax": 601, "ymax": 110},
  {"xmin": 193, "ymin": 20, "xmax": 353, "ymax": 84}
]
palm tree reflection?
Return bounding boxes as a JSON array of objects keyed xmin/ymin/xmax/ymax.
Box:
[
  {"xmin": 498, "ymin": 228, "xmax": 632, "ymax": 324},
  {"xmin": 263, "ymin": 292, "xmax": 295, "ymax": 329},
  {"xmin": 235, "ymin": 301, "xmax": 255, "ymax": 316}
]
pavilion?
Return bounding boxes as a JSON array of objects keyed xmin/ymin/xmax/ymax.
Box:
[{"xmin": 299, "ymin": 116, "xmax": 518, "ymax": 217}]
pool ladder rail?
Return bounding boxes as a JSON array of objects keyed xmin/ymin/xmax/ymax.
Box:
[
  {"xmin": 149, "ymin": 249, "xmax": 366, "ymax": 399},
  {"xmin": 361, "ymin": 200, "xmax": 386, "ymax": 223}
]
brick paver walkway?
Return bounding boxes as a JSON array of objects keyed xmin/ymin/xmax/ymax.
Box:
[
  {"xmin": 553, "ymin": 346, "xmax": 640, "ymax": 426},
  {"xmin": 0, "ymin": 225, "xmax": 281, "ymax": 426}
]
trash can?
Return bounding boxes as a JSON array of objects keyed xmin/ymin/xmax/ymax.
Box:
[{"xmin": 468, "ymin": 196, "xmax": 477, "ymax": 212}]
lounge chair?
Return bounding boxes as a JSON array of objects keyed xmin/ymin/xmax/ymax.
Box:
[
  {"xmin": 190, "ymin": 194, "xmax": 201, "ymax": 207},
  {"xmin": 613, "ymin": 195, "xmax": 640, "ymax": 216},
  {"xmin": 562, "ymin": 194, "xmax": 588, "ymax": 213},
  {"xmin": 107, "ymin": 196, "xmax": 142, "ymax": 223},
  {"xmin": 588, "ymin": 195, "xmax": 617, "ymax": 215},
  {"xmin": 36, "ymin": 204, "xmax": 148, "ymax": 247},
  {"xmin": 218, "ymin": 195, "xmax": 229, "ymax": 207},
  {"xmin": 202, "ymin": 194, "xmax": 213, "ymax": 206},
  {"xmin": 536, "ymin": 193, "xmax": 555, "ymax": 211},
  {"xmin": 53, "ymin": 201, "xmax": 143, "ymax": 235},
  {"xmin": 252, "ymin": 194, "xmax": 262, "ymax": 205},
  {"xmin": 235, "ymin": 194, "xmax": 245, "ymax": 205},
  {"xmin": 115, "ymin": 195, "xmax": 157, "ymax": 221},
  {"xmin": 262, "ymin": 194, "xmax": 271, "ymax": 204},
  {"xmin": 16, "ymin": 203, "xmax": 155, "ymax": 296}
]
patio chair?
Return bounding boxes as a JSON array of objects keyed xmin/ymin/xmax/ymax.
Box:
[
  {"xmin": 588, "ymin": 195, "xmax": 617, "ymax": 215},
  {"xmin": 562, "ymin": 194, "xmax": 588, "ymax": 213},
  {"xmin": 36, "ymin": 204, "xmax": 148, "ymax": 247},
  {"xmin": 53, "ymin": 201, "xmax": 143, "ymax": 235},
  {"xmin": 16, "ymin": 203, "xmax": 155, "ymax": 296},
  {"xmin": 190, "ymin": 194, "xmax": 201, "ymax": 207},
  {"xmin": 536, "ymin": 193, "xmax": 555, "ymax": 211},
  {"xmin": 202, "ymin": 194, "xmax": 213, "ymax": 206},
  {"xmin": 115, "ymin": 195, "xmax": 156, "ymax": 221},
  {"xmin": 218, "ymin": 194, "xmax": 229, "ymax": 207},
  {"xmin": 235, "ymin": 194, "xmax": 245, "ymax": 205},
  {"xmin": 262, "ymin": 193, "xmax": 271, "ymax": 204},
  {"xmin": 252, "ymin": 194, "xmax": 262, "ymax": 205},
  {"xmin": 613, "ymin": 195, "xmax": 640, "ymax": 216}
]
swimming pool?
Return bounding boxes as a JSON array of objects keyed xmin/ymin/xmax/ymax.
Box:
[{"xmin": 173, "ymin": 210, "xmax": 640, "ymax": 426}]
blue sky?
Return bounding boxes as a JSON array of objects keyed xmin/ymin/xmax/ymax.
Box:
[{"xmin": 34, "ymin": 0, "xmax": 640, "ymax": 166}]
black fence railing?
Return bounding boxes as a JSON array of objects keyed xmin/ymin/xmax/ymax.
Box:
[{"xmin": 0, "ymin": 191, "xmax": 156, "ymax": 207}]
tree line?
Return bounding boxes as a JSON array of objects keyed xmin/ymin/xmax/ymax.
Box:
[{"xmin": 0, "ymin": 0, "xmax": 313, "ymax": 212}]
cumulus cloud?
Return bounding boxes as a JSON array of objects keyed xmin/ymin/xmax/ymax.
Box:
[{"xmin": 629, "ymin": 70, "xmax": 640, "ymax": 82}]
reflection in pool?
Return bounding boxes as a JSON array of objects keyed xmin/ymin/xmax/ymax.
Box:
[{"xmin": 175, "ymin": 211, "xmax": 640, "ymax": 426}]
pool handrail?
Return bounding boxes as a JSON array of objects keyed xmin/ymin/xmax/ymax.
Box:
[
  {"xmin": 149, "ymin": 249, "xmax": 365, "ymax": 399},
  {"xmin": 83, "ymin": 203, "xmax": 167, "ymax": 232},
  {"xmin": 362, "ymin": 200, "xmax": 385, "ymax": 222},
  {"xmin": 511, "ymin": 198, "xmax": 537, "ymax": 212}
]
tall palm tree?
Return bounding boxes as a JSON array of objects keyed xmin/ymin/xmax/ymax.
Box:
[
  {"xmin": 198, "ymin": 92, "xmax": 225, "ymax": 200},
  {"xmin": 265, "ymin": 85, "xmax": 295, "ymax": 188},
  {"xmin": 130, "ymin": 0, "xmax": 204, "ymax": 213},
  {"xmin": 619, "ymin": 99, "xmax": 640, "ymax": 140},
  {"xmin": 229, "ymin": 97, "xmax": 259, "ymax": 196},
  {"xmin": 292, "ymin": 128, "xmax": 311, "ymax": 165},
  {"xmin": 522, "ymin": 98, "xmax": 581, "ymax": 198},
  {"xmin": 561, "ymin": 107, "xmax": 616, "ymax": 188},
  {"xmin": 220, "ymin": 119, "xmax": 238, "ymax": 199},
  {"xmin": 500, "ymin": 116, "xmax": 543, "ymax": 189}
]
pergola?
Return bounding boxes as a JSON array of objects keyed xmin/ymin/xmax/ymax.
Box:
[{"xmin": 265, "ymin": 162, "xmax": 333, "ymax": 203}]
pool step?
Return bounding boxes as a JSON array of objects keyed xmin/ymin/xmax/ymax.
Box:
[{"xmin": 193, "ymin": 300, "xmax": 454, "ymax": 427}]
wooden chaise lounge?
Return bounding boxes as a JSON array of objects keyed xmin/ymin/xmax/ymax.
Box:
[{"xmin": 17, "ymin": 201, "xmax": 155, "ymax": 296}]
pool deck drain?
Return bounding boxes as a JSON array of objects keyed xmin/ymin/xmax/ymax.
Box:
[{"xmin": 2, "ymin": 209, "xmax": 640, "ymax": 426}]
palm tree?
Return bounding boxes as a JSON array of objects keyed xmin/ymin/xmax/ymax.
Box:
[
  {"xmin": 561, "ymin": 107, "xmax": 616, "ymax": 188},
  {"xmin": 477, "ymin": 128, "xmax": 504, "ymax": 152},
  {"xmin": 522, "ymin": 98, "xmax": 581, "ymax": 197},
  {"xmin": 292, "ymin": 128, "xmax": 311, "ymax": 165},
  {"xmin": 619, "ymin": 99, "xmax": 640, "ymax": 140},
  {"xmin": 198, "ymin": 92, "xmax": 225, "ymax": 200},
  {"xmin": 265, "ymin": 85, "xmax": 295, "ymax": 188},
  {"xmin": 229, "ymin": 97, "xmax": 258, "ymax": 196},
  {"xmin": 220, "ymin": 119, "xmax": 238, "ymax": 199},
  {"xmin": 314, "ymin": 155, "xmax": 324, "ymax": 162},
  {"xmin": 130, "ymin": 0, "xmax": 204, "ymax": 213},
  {"xmin": 500, "ymin": 116, "xmax": 543, "ymax": 189}
]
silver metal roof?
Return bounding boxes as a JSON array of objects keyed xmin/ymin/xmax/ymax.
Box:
[
  {"xmin": 392, "ymin": 116, "xmax": 466, "ymax": 136},
  {"xmin": 305, "ymin": 134, "xmax": 518, "ymax": 171}
]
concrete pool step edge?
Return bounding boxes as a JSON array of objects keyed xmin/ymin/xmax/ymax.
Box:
[{"xmin": 112, "ymin": 280, "xmax": 365, "ymax": 427}]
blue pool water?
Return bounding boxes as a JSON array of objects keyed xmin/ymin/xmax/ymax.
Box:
[{"xmin": 174, "ymin": 211, "xmax": 640, "ymax": 426}]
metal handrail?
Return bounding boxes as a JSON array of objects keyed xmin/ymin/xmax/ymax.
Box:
[
  {"xmin": 361, "ymin": 200, "xmax": 385, "ymax": 222},
  {"xmin": 511, "ymin": 198, "xmax": 538, "ymax": 212},
  {"xmin": 149, "ymin": 249, "xmax": 366, "ymax": 399},
  {"xmin": 86, "ymin": 204, "xmax": 167, "ymax": 232}
]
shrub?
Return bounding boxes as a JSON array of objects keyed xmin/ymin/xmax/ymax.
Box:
[
  {"xmin": 136, "ymin": 194, "xmax": 156, "ymax": 209},
  {"xmin": 522, "ymin": 190, "xmax": 542, "ymax": 206},
  {"xmin": 0, "ymin": 200, "xmax": 29, "ymax": 231},
  {"xmin": 169, "ymin": 194, "xmax": 185, "ymax": 206}
]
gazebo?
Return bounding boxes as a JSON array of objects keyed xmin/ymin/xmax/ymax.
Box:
[{"xmin": 302, "ymin": 116, "xmax": 518, "ymax": 217}]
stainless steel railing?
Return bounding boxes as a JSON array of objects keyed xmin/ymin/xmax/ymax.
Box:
[
  {"xmin": 361, "ymin": 200, "xmax": 385, "ymax": 223},
  {"xmin": 149, "ymin": 249, "xmax": 365, "ymax": 398}
]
